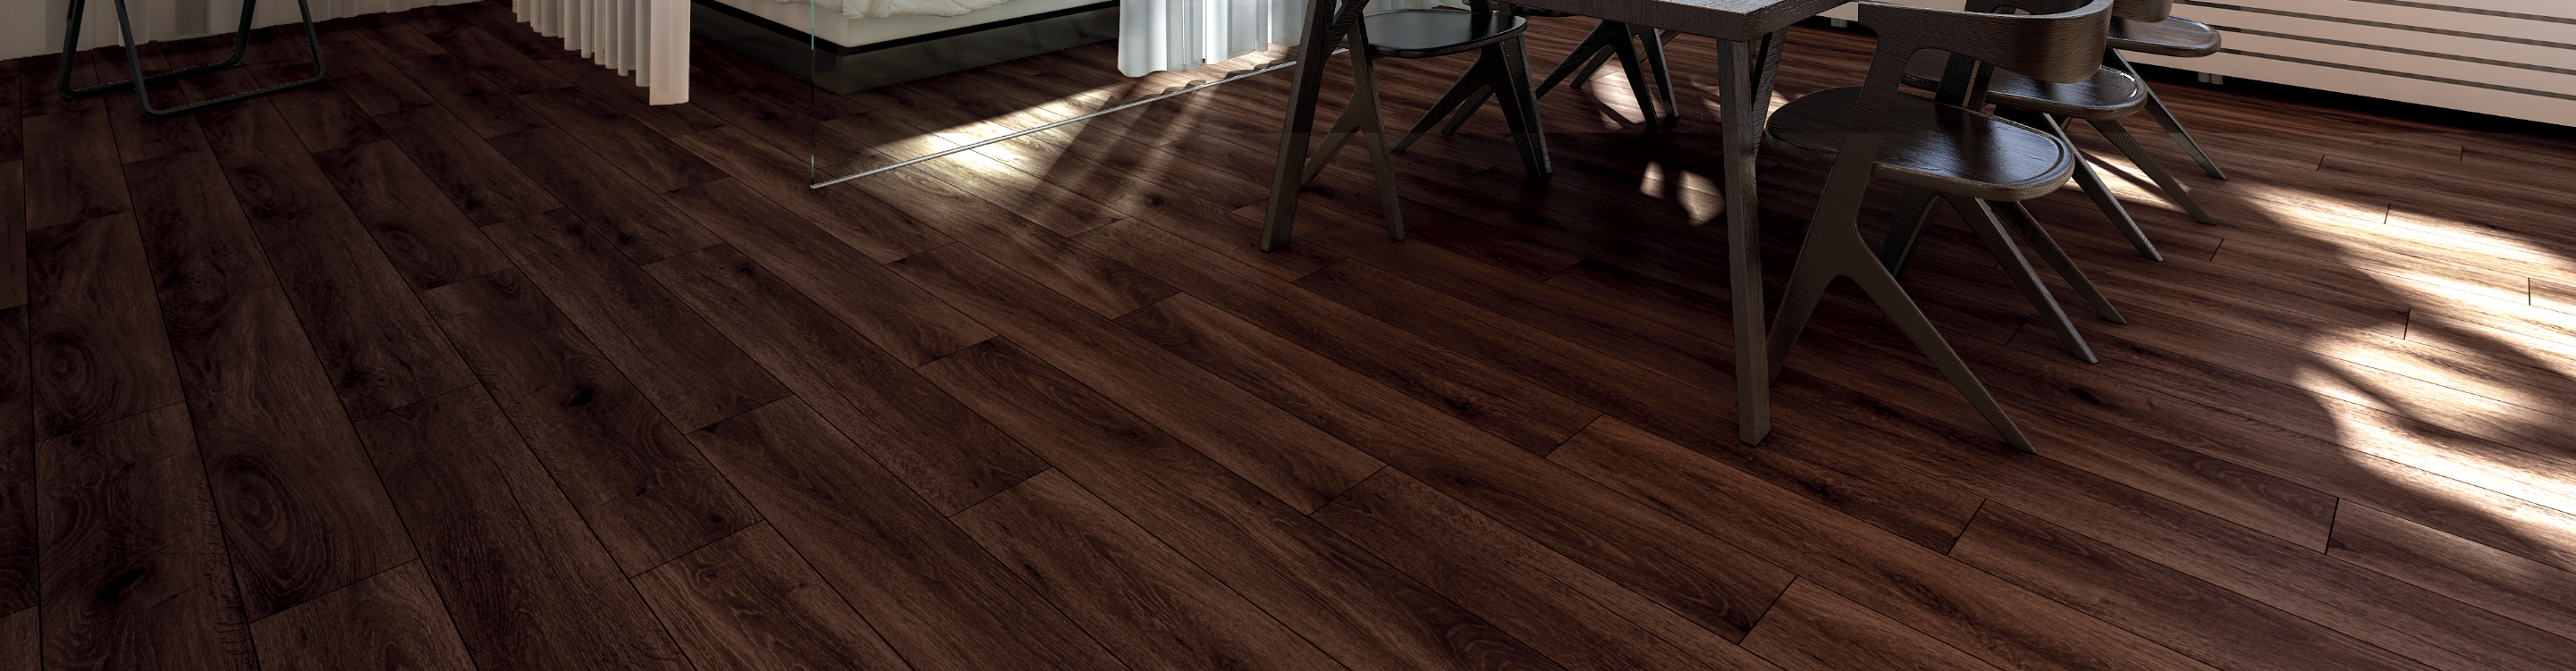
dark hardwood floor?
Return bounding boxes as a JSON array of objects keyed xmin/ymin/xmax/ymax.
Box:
[{"xmin": 7, "ymin": 2, "xmax": 2576, "ymax": 668}]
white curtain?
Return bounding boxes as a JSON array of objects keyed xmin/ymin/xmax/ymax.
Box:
[
  {"xmin": 514, "ymin": 0, "xmax": 689, "ymax": 104},
  {"xmin": 1117, "ymin": 0, "xmax": 1460, "ymax": 77}
]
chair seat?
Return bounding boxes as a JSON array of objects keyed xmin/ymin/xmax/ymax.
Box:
[
  {"xmin": 2108, "ymin": 16, "xmax": 2220, "ymax": 57},
  {"xmin": 1903, "ymin": 50, "xmax": 2145, "ymax": 121},
  {"xmin": 1364, "ymin": 9, "xmax": 1528, "ymax": 58},
  {"xmin": 1504, "ymin": 4, "xmax": 1575, "ymax": 17},
  {"xmin": 1768, "ymin": 87, "xmax": 2078, "ymax": 202}
]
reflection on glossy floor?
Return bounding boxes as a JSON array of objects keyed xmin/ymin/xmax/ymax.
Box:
[{"xmin": 6, "ymin": 1, "xmax": 2576, "ymax": 668}]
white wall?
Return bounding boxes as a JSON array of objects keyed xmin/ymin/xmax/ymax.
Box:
[{"xmin": 3, "ymin": 0, "xmax": 476, "ymax": 63}]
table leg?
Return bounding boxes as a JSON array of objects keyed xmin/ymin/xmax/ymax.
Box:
[
  {"xmin": 1263, "ymin": 0, "xmax": 1360, "ymax": 252},
  {"xmin": 1716, "ymin": 36, "xmax": 1772, "ymax": 444}
]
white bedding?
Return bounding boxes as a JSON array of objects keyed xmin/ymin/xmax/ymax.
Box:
[{"xmin": 779, "ymin": 0, "xmax": 1014, "ymax": 19}]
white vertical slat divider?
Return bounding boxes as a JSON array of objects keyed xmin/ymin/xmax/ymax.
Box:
[{"xmin": 511, "ymin": 0, "xmax": 689, "ymax": 104}]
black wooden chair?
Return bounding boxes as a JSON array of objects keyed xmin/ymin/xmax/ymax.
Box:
[
  {"xmin": 1296, "ymin": 1, "xmax": 1547, "ymax": 240},
  {"xmin": 1764, "ymin": 0, "xmax": 2122, "ymax": 453},
  {"xmin": 2107, "ymin": 4, "xmax": 2230, "ymax": 180},
  {"xmin": 1890, "ymin": 0, "xmax": 2215, "ymax": 265}
]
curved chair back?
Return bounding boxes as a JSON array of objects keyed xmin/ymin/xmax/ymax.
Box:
[{"xmin": 1862, "ymin": 0, "xmax": 2115, "ymax": 87}]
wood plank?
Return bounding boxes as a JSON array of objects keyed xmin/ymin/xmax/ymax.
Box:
[
  {"xmin": 1119, "ymin": 293, "xmax": 1793, "ymax": 639},
  {"xmin": 536, "ymin": 58, "xmax": 727, "ymax": 138},
  {"xmin": 2327, "ymin": 502, "xmax": 2576, "ymax": 644},
  {"xmin": 193, "ymin": 100, "xmax": 341, "ymax": 219},
  {"xmin": 658, "ymin": 179, "xmax": 990, "ymax": 366},
  {"xmin": 646, "ymin": 242, "xmax": 1036, "ymax": 514},
  {"xmin": 17, "ymin": 53, "xmax": 104, "ymax": 119},
  {"xmin": 907, "ymin": 147, "xmax": 1131, "ymax": 239},
  {"xmin": 1, "ymin": 606, "xmax": 30, "ymax": 671},
  {"xmin": 518, "ymin": 87, "xmax": 727, "ymax": 192},
  {"xmin": 1312, "ymin": 469, "xmax": 1782, "ymax": 671},
  {"xmin": 970, "ymin": 134, "xmax": 1347, "ymax": 283},
  {"xmin": 954, "ymin": 469, "xmax": 1350, "ymax": 671},
  {"xmin": 1738, "ymin": 580, "xmax": 2002, "ymax": 671},
  {"xmin": 0, "ymin": 162, "xmax": 21, "ymax": 308},
  {"xmin": 684, "ymin": 398, "xmax": 1129, "ymax": 670},
  {"xmin": 630, "ymin": 523, "xmax": 914, "ymax": 671},
  {"xmin": 22, "ymin": 108, "xmax": 128, "ymax": 228},
  {"xmin": 890, "ymin": 244, "xmax": 1381, "ymax": 513},
  {"xmin": 29, "ymin": 214, "xmax": 184, "ymax": 439},
  {"xmin": 417, "ymin": 27, "xmax": 571, "ymax": 96},
  {"xmin": 394, "ymin": 54, "xmax": 553, "ymax": 138},
  {"xmin": 1550, "ymin": 417, "xmax": 2222, "ymax": 671},
  {"xmin": 103, "ymin": 87, "xmax": 207, "ymax": 165},
  {"xmin": 309, "ymin": 139, "xmax": 516, "ymax": 291},
  {"xmin": 0, "ymin": 308, "xmax": 27, "ymax": 615},
  {"xmin": 164, "ymin": 287, "xmax": 414, "ymax": 619},
  {"xmin": 38, "ymin": 405, "xmax": 256, "ymax": 671},
  {"xmin": 316, "ymin": 34, "xmax": 440, "ymax": 115},
  {"xmin": 419, "ymin": 269, "xmax": 760, "ymax": 575},
  {"xmin": 249, "ymin": 62, "xmax": 388, "ymax": 153},
  {"xmin": 849, "ymin": 165, "xmax": 1178, "ymax": 318},
  {"xmin": 2534, "ymin": 277, "xmax": 2576, "ymax": 317},
  {"xmin": 1074, "ymin": 219, "xmax": 1595, "ymax": 455},
  {"xmin": 485, "ymin": 127, "xmax": 720, "ymax": 264},
  {"xmin": 0, "ymin": 77, "xmax": 21, "ymax": 164},
  {"xmin": 490, "ymin": 208, "xmax": 789, "ymax": 430},
  {"xmin": 1949, "ymin": 503, "xmax": 2435, "ymax": 671},
  {"xmin": 352, "ymin": 385, "xmax": 692, "ymax": 671},
  {"xmin": 672, "ymin": 126, "xmax": 956, "ymax": 264},
  {"xmin": 371, "ymin": 105, "xmax": 563, "ymax": 226},
  {"xmin": 249, "ymin": 204, "xmax": 476, "ymax": 420},
  {"xmin": 916, "ymin": 338, "xmax": 1565, "ymax": 671},
  {"xmin": 248, "ymin": 561, "xmax": 477, "ymax": 671},
  {"xmin": 122, "ymin": 150, "xmax": 276, "ymax": 306}
]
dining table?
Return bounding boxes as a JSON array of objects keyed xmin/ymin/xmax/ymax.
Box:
[{"xmin": 1259, "ymin": 0, "xmax": 1854, "ymax": 446}]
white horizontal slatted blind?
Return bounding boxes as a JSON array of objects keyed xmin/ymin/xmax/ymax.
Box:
[
  {"xmin": 514, "ymin": 0, "xmax": 689, "ymax": 105},
  {"xmin": 1823, "ymin": 0, "xmax": 2576, "ymax": 126}
]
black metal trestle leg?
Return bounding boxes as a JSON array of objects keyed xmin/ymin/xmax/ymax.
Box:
[{"xmin": 60, "ymin": 0, "xmax": 325, "ymax": 118}]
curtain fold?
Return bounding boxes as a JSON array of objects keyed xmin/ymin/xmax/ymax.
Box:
[
  {"xmin": 1116, "ymin": 0, "xmax": 1459, "ymax": 77},
  {"xmin": 515, "ymin": 0, "xmax": 689, "ymax": 104}
]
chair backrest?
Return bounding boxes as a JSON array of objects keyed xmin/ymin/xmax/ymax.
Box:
[{"xmin": 1861, "ymin": 0, "xmax": 2115, "ymax": 87}]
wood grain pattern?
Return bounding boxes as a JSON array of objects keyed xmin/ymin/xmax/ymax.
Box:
[
  {"xmin": 122, "ymin": 151, "xmax": 276, "ymax": 306},
  {"xmin": 248, "ymin": 561, "xmax": 477, "ymax": 671},
  {"xmin": 0, "ymin": 308, "xmax": 28, "ymax": 615},
  {"xmin": 658, "ymin": 179, "xmax": 990, "ymax": 366},
  {"xmin": 370, "ymin": 105, "xmax": 563, "ymax": 227},
  {"xmin": 249, "ymin": 204, "xmax": 476, "ymax": 421},
  {"xmin": 671, "ymin": 126, "xmax": 956, "ymax": 264},
  {"xmin": 491, "ymin": 208, "xmax": 788, "ymax": 430},
  {"xmin": 312, "ymin": 38, "xmax": 437, "ymax": 116},
  {"xmin": 2533, "ymin": 277, "xmax": 2576, "ymax": 317},
  {"xmin": 630, "ymin": 523, "xmax": 918, "ymax": 671},
  {"xmin": 685, "ymin": 398, "xmax": 1129, "ymax": 671},
  {"xmin": 22, "ymin": 108, "xmax": 128, "ymax": 228},
  {"xmin": 955, "ymin": 469, "xmax": 1349, "ymax": 671},
  {"xmin": 194, "ymin": 100, "xmax": 341, "ymax": 220},
  {"xmin": 485, "ymin": 127, "xmax": 720, "ymax": 264},
  {"xmin": 2327, "ymin": 502, "xmax": 2576, "ymax": 644},
  {"xmin": 394, "ymin": 54, "xmax": 553, "ymax": 138},
  {"xmin": 418, "ymin": 27, "xmax": 571, "ymax": 96},
  {"xmin": 1119, "ymin": 294, "xmax": 1793, "ymax": 640},
  {"xmin": 0, "ymin": 161, "xmax": 21, "ymax": 309},
  {"xmin": 29, "ymin": 214, "xmax": 185, "ymax": 439},
  {"xmin": 164, "ymin": 287, "xmax": 414, "ymax": 619},
  {"xmin": 916, "ymin": 337, "xmax": 1566, "ymax": 671},
  {"xmin": 248, "ymin": 63, "xmax": 387, "ymax": 153},
  {"xmin": 419, "ymin": 269, "xmax": 759, "ymax": 575},
  {"xmin": 1738, "ymin": 580, "xmax": 2002, "ymax": 671},
  {"xmin": 38, "ymin": 405, "xmax": 256, "ymax": 671},
  {"xmin": 1313, "ymin": 469, "xmax": 1782, "ymax": 671},
  {"xmin": 518, "ymin": 87, "xmax": 728, "ymax": 193},
  {"xmin": 1551, "ymin": 417, "xmax": 2220, "ymax": 671},
  {"xmin": 104, "ymin": 89, "xmax": 207, "ymax": 165},
  {"xmin": 1950, "ymin": 503, "xmax": 2434, "ymax": 671},
  {"xmin": 1, "ymin": 606, "xmax": 31, "ymax": 671},
  {"xmin": 309, "ymin": 139, "xmax": 516, "ymax": 291},
  {"xmin": 891, "ymin": 244, "xmax": 1381, "ymax": 514},
  {"xmin": 536, "ymin": 58, "xmax": 727, "ymax": 138},
  {"xmin": 353, "ymin": 385, "xmax": 692, "ymax": 671},
  {"xmin": 0, "ymin": 77, "xmax": 21, "ymax": 164},
  {"xmin": 646, "ymin": 242, "xmax": 1037, "ymax": 514},
  {"xmin": 850, "ymin": 164, "xmax": 1178, "ymax": 318}
]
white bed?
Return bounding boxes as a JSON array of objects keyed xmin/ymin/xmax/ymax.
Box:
[
  {"xmin": 693, "ymin": 0, "xmax": 1116, "ymax": 92},
  {"xmin": 710, "ymin": 0, "xmax": 1109, "ymax": 51}
]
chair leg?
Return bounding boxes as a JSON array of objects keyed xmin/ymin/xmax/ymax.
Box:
[
  {"xmin": 2110, "ymin": 51, "xmax": 2227, "ymax": 180},
  {"xmin": 1633, "ymin": 26, "xmax": 1680, "ymax": 123},
  {"xmin": 1394, "ymin": 61, "xmax": 1496, "ymax": 153},
  {"xmin": 1991, "ymin": 199, "xmax": 2123, "ymax": 325},
  {"xmin": 1767, "ymin": 222, "xmax": 2040, "ymax": 453},
  {"xmin": 2014, "ymin": 111, "xmax": 2160, "ymax": 259},
  {"xmin": 1877, "ymin": 185, "xmax": 1941, "ymax": 278},
  {"xmin": 1444, "ymin": 19, "xmax": 1623, "ymax": 136},
  {"xmin": 1947, "ymin": 194, "xmax": 2098, "ymax": 364},
  {"xmin": 1345, "ymin": 34, "xmax": 1406, "ymax": 239},
  {"xmin": 2087, "ymin": 117, "xmax": 2217, "ymax": 225},
  {"xmin": 1489, "ymin": 40, "xmax": 1551, "ymax": 178},
  {"xmin": 1602, "ymin": 27, "xmax": 1658, "ymax": 122}
]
